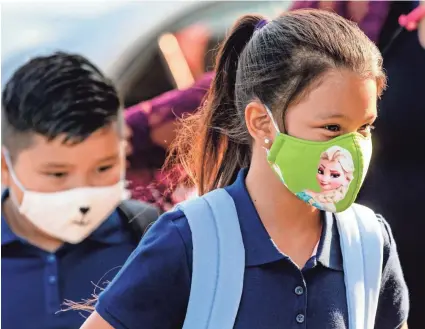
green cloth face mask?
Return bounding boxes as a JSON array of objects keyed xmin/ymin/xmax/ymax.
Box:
[{"xmin": 265, "ymin": 106, "xmax": 372, "ymax": 213}]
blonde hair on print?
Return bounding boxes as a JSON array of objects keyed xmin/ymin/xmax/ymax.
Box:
[{"xmin": 314, "ymin": 146, "xmax": 355, "ymax": 207}]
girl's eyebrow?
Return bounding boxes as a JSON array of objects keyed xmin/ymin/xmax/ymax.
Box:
[
  {"xmin": 316, "ymin": 112, "xmax": 377, "ymax": 121},
  {"xmin": 315, "ymin": 112, "xmax": 348, "ymax": 120}
]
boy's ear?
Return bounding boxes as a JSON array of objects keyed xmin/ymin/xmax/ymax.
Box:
[{"xmin": 1, "ymin": 149, "xmax": 11, "ymax": 187}]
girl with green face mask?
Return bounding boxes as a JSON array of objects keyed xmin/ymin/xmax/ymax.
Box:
[{"xmin": 81, "ymin": 10, "xmax": 408, "ymax": 329}]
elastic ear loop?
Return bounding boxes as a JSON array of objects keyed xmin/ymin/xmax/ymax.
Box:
[
  {"xmin": 264, "ymin": 105, "xmax": 282, "ymax": 136},
  {"xmin": 2, "ymin": 149, "xmax": 26, "ymax": 192},
  {"xmin": 2, "ymin": 149, "xmax": 27, "ymax": 207}
]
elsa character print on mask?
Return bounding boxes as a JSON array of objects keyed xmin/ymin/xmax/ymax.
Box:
[{"xmin": 296, "ymin": 146, "xmax": 355, "ymax": 212}]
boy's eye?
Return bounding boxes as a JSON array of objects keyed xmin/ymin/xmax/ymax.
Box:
[
  {"xmin": 97, "ymin": 165, "xmax": 113, "ymax": 173},
  {"xmin": 323, "ymin": 125, "xmax": 340, "ymax": 132},
  {"xmin": 46, "ymin": 172, "xmax": 68, "ymax": 178}
]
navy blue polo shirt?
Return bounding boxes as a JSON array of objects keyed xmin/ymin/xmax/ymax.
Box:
[
  {"xmin": 96, "ymin": 169, "xmax": 409, "ymax": 329},
  {"xmin": 1, "ymin": 190, "xmax": 137, "ymax": 329}
]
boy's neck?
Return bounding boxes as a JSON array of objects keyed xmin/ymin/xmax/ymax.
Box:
[{"xmin": 2, "ymin": 197, "xmax": 64, "ymax": 253}]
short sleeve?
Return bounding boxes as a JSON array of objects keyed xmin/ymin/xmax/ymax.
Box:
[
  {"xmin": 374, "ymin": 216, "xmax": 409, "ymax": 329},
  {"xmin": 96, "ymin": 209, "xmax": 191, "ymax": 329}
]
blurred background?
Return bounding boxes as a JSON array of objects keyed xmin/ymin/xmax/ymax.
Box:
[
  {"xmin": 1, "ymin": 2, "xmax": 424, "ymax": 328},
  {"xmin": 1, "ymin": 1, "xmax": 288, "ymax": 104}
]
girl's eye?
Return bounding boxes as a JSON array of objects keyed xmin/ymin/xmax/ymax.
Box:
[
  {"xmin": 331, "ymin": 173, "xmax": 340, "ymax": 178},
  {"xmin": 358, "ymin": 124, "xmax": 375, "ymax": 134},
  {"xmin": 97, "ymin": 165, "xmax": 113, "ymax": 173},
  {"xmin": 318, "ymin": 168, "xmax": 324, "ymax": 174},
  {"xmin": 323, "ymin": 125, "xmax": 341, "ymax": 132}
]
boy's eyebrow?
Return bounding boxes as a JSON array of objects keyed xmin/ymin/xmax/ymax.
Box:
[
  {"xmin": 41, "ymin": 162, "xmax": 74, "ymax": 169},
  {"xmin": 97, "ymin": 154, "xmax": 120, "ymax": 163},
  {"xmin": 40, "ymin": 155, "xmax": 119, "ymax": 169}
]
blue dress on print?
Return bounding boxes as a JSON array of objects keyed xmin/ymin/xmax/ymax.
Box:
[{"xmin": 296, "ymin": 191, "xmax": 324, "ymax": 210}]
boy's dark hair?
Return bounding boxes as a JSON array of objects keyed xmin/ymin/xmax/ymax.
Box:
[
  {"xmin": 169, "ymin": 10, "xmax": 386, "ymax": 195},
  {"xmin": 2, "ymin": 51, "xmax": 121, "ymax": 158}
]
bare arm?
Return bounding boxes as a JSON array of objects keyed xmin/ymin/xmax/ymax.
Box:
[
  {"xmin": 80, "ymin": 311, "xmax": 113, "ymax": 329},
  {"xmin": 400, "ymin": 323, "xmax": 408, "ymax": 329}
]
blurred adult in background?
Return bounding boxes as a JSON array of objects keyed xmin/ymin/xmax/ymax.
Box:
[
  {"xmin": 125, "ymin": 72, "xmax": 213, "ymax": 210},
  {"xmin": 125, "ymin": 1, "xmax": 425, "ymax": 328},
  {"xmin": 124, "ymin": 25, "xmax": 212, "ymax": 211}
]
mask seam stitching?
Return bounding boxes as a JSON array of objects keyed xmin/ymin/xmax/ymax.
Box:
[
  {"xmin": 281, "ymin": 132, "xmax": 369, "ymax": 147},
  {"xmin": 345, "ymin": 136, "xmax": 363, "ymax": 208}
]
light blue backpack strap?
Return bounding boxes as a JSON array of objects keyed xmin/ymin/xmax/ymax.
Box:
[
  {"xmin": 333, "ymin": 209, "xmax": 365, "ymax": 329},
  {"xmin": 177, "ymin": 195, "xmax": 219, "ymax": 329},
  {"xmin": 351, "ymin": 204, "xmax": 384, "ymax": 329},
  {"xmin": 334, "ymin": 204, "xmax": 384, "ymax": 329},
  {"xmin": 179, "ymin": 189, "xmax": 245, "ymax": 329}
]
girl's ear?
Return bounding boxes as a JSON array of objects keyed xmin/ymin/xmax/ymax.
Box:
[{"xmin": 245, "ymin": 102, "xmax": 275, "ymax": 146}]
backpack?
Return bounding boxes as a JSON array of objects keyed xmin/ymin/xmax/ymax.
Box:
[
  {"xmin": 177, "ymin": 188, "xmax": 384, "ymax": 329},
  {"xmin": 117, "ymin": 199, "xmax": 161, "ymax": 240}
]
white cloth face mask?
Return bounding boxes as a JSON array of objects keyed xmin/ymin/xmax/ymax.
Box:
[{"xmin": 3, "ymin": 149, "xmax": 130, "ymax": 244}]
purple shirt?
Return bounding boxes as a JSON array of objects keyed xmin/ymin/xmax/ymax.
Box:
[
  {"xmin": 125, "ymin": 71, "xmax": 213, "ymax": 170},
  {"xmin": 290, "ymin": 1, "xmax": 391, "ymax": 42}
]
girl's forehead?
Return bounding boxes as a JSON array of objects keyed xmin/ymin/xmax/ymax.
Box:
[{"xmin": 287, "ymin": 69, "xmax": 378, "ymax": 124}]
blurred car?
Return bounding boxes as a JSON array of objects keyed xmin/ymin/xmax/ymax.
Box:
[{"xmin": 1, "ymin": 1, "xmax": 288, "ymax": 107}]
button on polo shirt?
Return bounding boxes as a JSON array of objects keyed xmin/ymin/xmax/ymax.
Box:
[
  {"xmin": 96, "ymin": 169, "xmax": 409, "ymax": 329},
  {"xmin": 295, "ymin": 286, "xmax": 304, "ymax": 296},
  {"xmin": 296, "ymin": 313, "xmax": 305, "ymax": 324}
]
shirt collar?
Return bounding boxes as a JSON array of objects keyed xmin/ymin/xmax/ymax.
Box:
[
  {"xmin": 1, "ymin": 189, "xmax": 20, "ymax": 245},
  {"xmin": 87, "ymin": 209, "xmax": 132, "ymax": 245},
  {"xmin": 316, "ymin": 212, "xmax": 343, "ymax": 271},
  {"xmin": 1, "ymin": 189, "xmax": 130, "ymax": 246},
  {"xmin": 225, "ymin": 169, "xmax": 343, "ymax": 271}
]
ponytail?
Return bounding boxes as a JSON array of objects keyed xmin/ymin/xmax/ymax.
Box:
[{"xmin": 168, "ymin": 15, "xmax": 265, "ymax": 195}]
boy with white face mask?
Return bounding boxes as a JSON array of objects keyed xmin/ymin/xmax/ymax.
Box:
[{"xmin": 1, "ymin": 52, "xmax": 158, "ymax": 329}]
